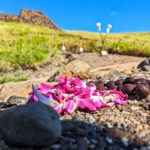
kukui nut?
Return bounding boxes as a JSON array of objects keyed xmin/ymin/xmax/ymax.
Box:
[
  {"xmin": 105, "ymin": 81, "xmax": 115, "ymax": 88},
  {"xmin": 134, "ymin": 78, "xmax": 147, "ymax": 84},
  {"xmin": 115, "ymin": 79, "xmax": 124, "ymax": 85},
  {"xmin": 124, "ymin": 77, "xmax": 134, "ymax": 84},
  {"xmin": 135, "ymin": 84, "xmax": 150, "ymax": 99},
  {"xmin": 117, "ymin": 85, "xmax": 125, "ymax": 93},
  {"xmin": 123, "ymin": 84, "xmax": 136, "ymax": 95}
]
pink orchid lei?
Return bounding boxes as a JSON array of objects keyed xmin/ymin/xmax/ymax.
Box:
[{"xmin": 27, "ymin": 76, "xmax": 128, "ymax": 115}]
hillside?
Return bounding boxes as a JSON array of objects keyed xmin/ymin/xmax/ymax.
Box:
[{"xmin": 0, "ymin": 21, "xmax": 150, "ymax": 74}]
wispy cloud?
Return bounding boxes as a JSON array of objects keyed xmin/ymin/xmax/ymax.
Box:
[{"xmin": 110, "ymin": 11, "xmax": 118, "ymax": 16}]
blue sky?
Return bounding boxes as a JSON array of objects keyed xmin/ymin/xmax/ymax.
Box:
[{"xmin": 0, "ymin": 0, "xmax": 150, "ymax": 33}]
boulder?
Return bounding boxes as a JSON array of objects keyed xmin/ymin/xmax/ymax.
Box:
[
  {"xmin": 58, "ymin": 60, "xmax": 91, "ymax": 77},
  {"xmin": 0, "ymin": 103, "xmax": 61, "ymax": 147}
]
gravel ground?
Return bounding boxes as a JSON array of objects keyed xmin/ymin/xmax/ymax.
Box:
[
  {"xmin": 0, "ymin": 72, "xmax": 150, "ymax": 150},
  {"xmin": 0, "ymin": 97, "xmax": 149, "ymax": 150}
]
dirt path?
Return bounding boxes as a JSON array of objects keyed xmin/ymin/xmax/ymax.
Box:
[{"xmin": 72, "ymin": 53, "xmax": 144, "ymax": 69}]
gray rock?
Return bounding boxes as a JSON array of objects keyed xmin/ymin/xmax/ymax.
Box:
[
  {"xmin": 121, "ymin": 137, "xmax": 129, "ymax": 147},
  {"xmin": 142, "ymin": 65, "xmax": 150, "ymax": 71},
  {"xmin": 106, "ymin": 122, "xmax": 112, "ymax": 128},
  {"xmin": 105, "ymin": 137, "xmax": 113, "ymax": 144},
  {"xmin": 47, "ymin": 68, "xmax": 59, "ymax": 82},
  {"xmin": 0, "ymin": 102, "xmax": 5, "ymax": 108},
  {"xmin": 137, "ymin": 58, "xmax": 150, "ymax": 71},
  {"xmin": 50, "ymin": 144, "xmax": 61, "ymax": 149},
  {"xmin": 0, "ymin": 103, "xmax": 61, "ymax": 147},
  {"xmin": 85, "ymin": 115, "xmax": 96, "ymax": 124},
  {"xmin": 5, "ymin": 95, "xmax": 26, "ymax": 107},
  {"xmin": 137, "ymin": 58, "xmax": 150, "ymax": 67},
  {"xmin": 65, "ymin": 53, "xmax": 75, "ymax": 64},
  {"xmin": 103, "ymin": 70, "xmax": 126, "ymax": 81}
]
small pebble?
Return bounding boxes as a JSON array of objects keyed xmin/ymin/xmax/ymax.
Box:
[
  {"xmin": 85, "ymin": 115, "xmax": 96, "ymax": 124},
  {"xmin": 133, "ymin": 148, "xmax": 139, "ymax": 150},
  {"xmin": 70, "ymin": 138, "xmax": 76, "ymax": 143},
  {"xmin": 84, "ymin": 137, "xmax": 90, "ymax": 144},
  {"xmin": 90, "ymin": 144, "xmax": 96, "ymax": 149},
  {"xmin": 105, "ymin": 137, "xmax": 113, "ymax": 144},
  {"xmin": 106, "ymin": 122, "xmax": 112, "ymax": 128},
  {"xmin": 91, "ymin": 139, "xmax": 98, "ymax": 144},
  {"xmin": 140, "ymin": 147, "xmax": 150, "ymax": 150},
  {"xmin": 50, "ymin": 144, "xmax": 61, "ymax": 149},
  {"xmin": 121, "ymin": 137, "xmax": 129, "ymax": 147}
]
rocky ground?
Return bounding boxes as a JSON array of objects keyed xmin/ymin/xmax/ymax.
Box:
[
  {"xmin": 12, "ymin": 53, "xmax": 144, "ymax": 80},
  {"xmin": 0, "ymin": 53, "xmax": 149, "ymax": 150},
  {"xmin": 0, "ymin": 75, "xmax": 150, "ymax": 150}
]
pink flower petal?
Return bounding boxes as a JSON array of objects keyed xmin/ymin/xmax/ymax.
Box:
[
  {"xmin": 77, "ymin": 98, "xmax": 96, "ymax": 111},
  {"xmin": 91, "ymin": 99, "xmax": 102, "ymax": 109},
  {"xmin": 74, "ymin": 78, "xmax": 86, "ymax": 88},
  {"xmin": 88, "ymin": 83, "xmax": 96, "ymax": 91},
  {"xmin": 102, "ymin": 103, "xmax": 114, "ymax": 107},
  {"xmin": 64, "ymin": 100, "xmax": 77, "ymax": 113},
  {"xmin": 58, "ymin": 76, "xmax": 68, "ymax": 84},
  {"xmin": 53, "ymin": 104, "xmax": 64, "ymax": 114},
  {"xmin": 109, "ymin": 90, "xmax": 128, "ymax": 99},
  {"xmin": 27, "ymin": 95, "xmax": 38, "ymax": 103},
  {"xmin": 40, "ymin": 84, "xmax": 53, "ymax": 92},
  {"xmin": 113, "ymin": 99, "xmax": 126, "ymax": 105}
]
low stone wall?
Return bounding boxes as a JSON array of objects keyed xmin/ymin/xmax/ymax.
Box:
[
  {"xmin": 0, "ymin": 9, "xmax": 61, "ymax": 31},
  {"xmin": 0, "ymin": 14, "xmax": 18, "ymax": 22}
]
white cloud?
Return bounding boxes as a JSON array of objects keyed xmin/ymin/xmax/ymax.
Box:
[{"xmin": 110, "ymin": 11, "xmax": 118, "ymax": 16}]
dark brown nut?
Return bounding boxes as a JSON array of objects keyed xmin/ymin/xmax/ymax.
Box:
[
  {"xmin": 135, "ymin": 84, "xmax": 150, "ymax": 99},
  {"xmin": 134, "ymin": 78, "xmax": 147, "ymax": 84},
  {"xmin": 97, "ymin": 80, "xmax": 105, "ymax": 86},
  {"xmin": 115, "ymin": 79, "xmax": 124, "ymax": 85},
  {"xmin": 108, "ymin": 85, "xmax": 117, "ymax": 90},
  {"xmin": 123, "ymin": 84, "xmax": 136, "ymax": 95},
  {"xmin": 97, "ymin": 84, "xmax": 106, "ymax": 91},
  {"xmin": 124, "ymin": 77, "xmax": 134, "ymax": 84},
  {"xmin": 105, "ymin": 81, "xmax": 115, "ymax": 88},
  {"xmin": 143, "ymin": 83, "xmax": 149, "ymax": 88},
  {"xmin": 147, "ymin": 80, "xmax": 150, "ymax": 85},
  {"xmin": 117, "ymin": 85, "xmax": 125, "ymax": 93}
]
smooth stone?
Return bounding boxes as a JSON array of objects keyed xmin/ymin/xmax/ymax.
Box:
[
  {"xmin": 0, "ymin": 103, "xmax": 62, "ymax": 147},
  {"xmin": 5, "ymin": 95, "xmax": 26, "ymax": 107}
]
